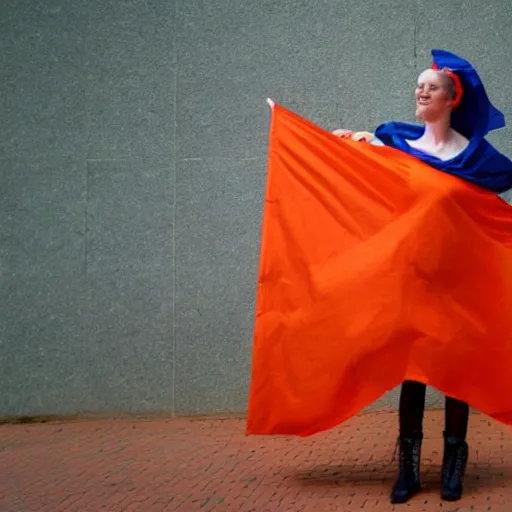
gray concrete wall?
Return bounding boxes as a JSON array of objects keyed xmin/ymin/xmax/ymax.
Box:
[{"xmin": 1, "ymin": 0, "xmax": 511, "ymax": 419}]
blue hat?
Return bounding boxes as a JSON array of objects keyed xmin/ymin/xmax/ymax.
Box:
[{"xmin": 431, "ymin": 49, "xmax": 506, "ymax": 140}]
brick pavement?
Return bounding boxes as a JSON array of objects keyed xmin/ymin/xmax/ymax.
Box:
[{"xmin": 0, "ymin": 410, "xmax": 511, "ymax": 512}]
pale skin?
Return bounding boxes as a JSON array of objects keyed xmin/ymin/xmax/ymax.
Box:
[{"xmin": 333, "ymin": 69, "xmax": 469, "ymax": 161}]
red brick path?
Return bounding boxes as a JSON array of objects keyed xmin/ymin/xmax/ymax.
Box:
[{"xmin": 0, "ymin": 410, "xmax": 511, "ymax": 511}]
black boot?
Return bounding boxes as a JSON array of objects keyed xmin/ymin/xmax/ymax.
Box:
[
  {"xmin": 390, "ymin": 435, "xmax": 422, "ymax": 504},
  {"xmin": 441, "ymin": 432, "xmax": 468, "ymax": 501}
]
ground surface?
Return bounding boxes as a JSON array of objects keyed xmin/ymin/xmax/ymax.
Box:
[{"xmin": 1, "ymin": 410, "xmax": 510, "ymax": 511}]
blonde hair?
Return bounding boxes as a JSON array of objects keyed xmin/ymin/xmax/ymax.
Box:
[{"xmin": 436, "ymin": 70, "xmax": 457, "ymax": 101}]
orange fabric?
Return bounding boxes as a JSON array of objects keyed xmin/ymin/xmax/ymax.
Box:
[{"xmin": 246, "ymin": 103, "xmax": 512, "ymax": 437}]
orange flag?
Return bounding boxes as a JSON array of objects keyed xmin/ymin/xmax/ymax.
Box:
[{"xmin": 246, "ymin": 103, "xmax": 512, "ymax": 437}]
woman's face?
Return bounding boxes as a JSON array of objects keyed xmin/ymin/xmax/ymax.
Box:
[{"xmin": 415, "ymin": 69, "xmax": 453, "ymax": 122}]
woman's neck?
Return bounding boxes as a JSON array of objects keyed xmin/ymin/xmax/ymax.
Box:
[
  {"xmin": 421, "ymin": 117, "xmax": 453, "ymax": 145},
  {"xmin": 407, "ymin": 115, "xmax": 469, "ymax": 161}
]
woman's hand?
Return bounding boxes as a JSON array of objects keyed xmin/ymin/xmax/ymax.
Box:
[
  {"xmin": 332, "ymin": 128, "xmax": 353, "ymax": 139},
  {"xmin": 332, "ymin": 129, "xmax": 373, "ymax": 143},
  {"xmin": 352, "ymin": 131, "xmax": 373, "ymax": 143}
]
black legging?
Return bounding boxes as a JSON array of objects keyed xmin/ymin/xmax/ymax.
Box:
[{"xmin": 399, "ymin": 380, "xmax": 469, "ymax": 439}]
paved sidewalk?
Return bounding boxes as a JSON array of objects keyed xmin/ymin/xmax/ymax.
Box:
[{"xmin": 1, "ymin": 410, "xmax": 511, "ymax": 512}]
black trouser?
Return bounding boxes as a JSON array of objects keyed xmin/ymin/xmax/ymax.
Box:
[{"xmin": 399, "ymin": 380, "xmax": 469, "ymax": 439}]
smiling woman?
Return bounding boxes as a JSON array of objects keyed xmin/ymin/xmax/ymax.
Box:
[
  {"xmin": 334, "ymin": 50, "xmax": 512, "ymax": 195},
  {"xmin": 248, "ymin": 49, "xmax": 512, "ymax": 507},
  {"xmin": 406, "ymin": 68, "xmax": 469, "ymax": 161},
  {"xmin": 334, "ymin": 69, "xmax": 469, "ymax": 161},
  {"xmin": 329, "ymin": 50, "xmax": 512, "ymax": 504}
]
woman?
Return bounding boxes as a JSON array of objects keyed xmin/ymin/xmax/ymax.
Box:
[
  {"xmin": 247, "ymin": 49, "xmax": 512, "ymax": 506},
  {"xmin": 332, "ymin": 50, "xmax": 512, "ymax": 503}
]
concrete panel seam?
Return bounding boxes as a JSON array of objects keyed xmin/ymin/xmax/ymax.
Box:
[
  {"xmin": 172, "ymin": 0, "xmax": 178, "ymax": 417},
  {"xmin": 181, "ymin": 157, "xmax": 265, "ymax": 162},
  {"xmin": 84, "ymin": 162, "xmax": 89, "ymax": 273}
]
